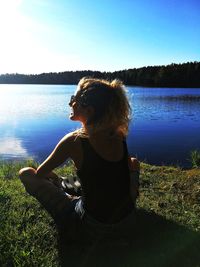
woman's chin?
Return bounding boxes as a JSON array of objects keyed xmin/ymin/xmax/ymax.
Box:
[
  {"xmin": 69, "ymin": 114, "xmax": 78, "ymax": 121},
  {"xmin": 69, "ymin": 113, "xmax": 85, "ymax": 123},
  {"xmin": 69, "ymin": 114, "xmax": 75, "ymax": 120}
]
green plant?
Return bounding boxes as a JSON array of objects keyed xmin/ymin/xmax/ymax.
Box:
[{"xmin": 190, "ymin": 150, "xmax": 200, "ymax": 168}]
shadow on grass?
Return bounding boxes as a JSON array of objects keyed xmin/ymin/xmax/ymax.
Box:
[{"xmin": 57, "ymin": 209, "xmax": 200, "ymax": 267}]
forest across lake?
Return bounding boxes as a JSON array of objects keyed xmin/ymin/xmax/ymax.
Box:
[{"xmin": 0, "ymin": 61, "xmax": 200, "ymax": 88}]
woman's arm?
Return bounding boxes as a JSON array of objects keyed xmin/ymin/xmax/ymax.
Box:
[
  {"xmin": 36, "ymin": 133, "xmax": 75, "ymax": 178},
  {"xmin": 128, "ymin": 157, "xmax": 140, "ymax": 202}
]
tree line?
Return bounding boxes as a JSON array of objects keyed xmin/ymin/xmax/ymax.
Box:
[{"xmin": 0, "ymin": 61, "xmax": 200, "ymax": 87}]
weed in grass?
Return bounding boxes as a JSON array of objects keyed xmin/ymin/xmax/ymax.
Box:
[{"xmin": 190, "ymin": 150, "xmax": 200, "ymax": 168}]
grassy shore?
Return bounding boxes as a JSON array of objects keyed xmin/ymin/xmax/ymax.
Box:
[{"xmin": 0, "ymin": 160, "xmax": 200, "ymax": 267}]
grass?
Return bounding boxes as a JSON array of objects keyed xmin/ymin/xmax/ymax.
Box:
[
  {"xmin": 0, "ymin": 160, "xmax": 200, "ymax": 267},
  {"xmin": 0, "ymin": 160, "xmax": 58, "ymax": 266}
]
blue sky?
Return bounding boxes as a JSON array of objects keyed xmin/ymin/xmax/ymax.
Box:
[{"xmin": 0, "ymin": 0, "xmax": 199, "ymax": 74}]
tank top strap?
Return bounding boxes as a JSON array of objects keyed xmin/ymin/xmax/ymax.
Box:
[{"xmin": 122, "ymin": 139, "xmax": 129, "ymax": 158}]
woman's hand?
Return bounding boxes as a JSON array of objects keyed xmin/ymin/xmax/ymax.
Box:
[{"xmin": 128, "ymin": 157, "xmax": 140, "ymax": 172}]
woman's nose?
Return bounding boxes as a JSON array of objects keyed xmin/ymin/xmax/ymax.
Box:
[{"xmin": 69, "ymin": 101, "xmax": 76, "ymax": 108}]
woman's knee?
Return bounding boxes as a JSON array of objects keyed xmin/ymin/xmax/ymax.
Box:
[
  {"xmin": 19, "ymin": 167, "xmax": 36, "ymax": 181},
  {"xmin": 19, "ymin": 167, "xmax": 38, "ymax": 193}
]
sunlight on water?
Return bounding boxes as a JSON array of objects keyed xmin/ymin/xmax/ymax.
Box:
[
  {"xmin": 0, "ymin": 84, "xmax": 72, "ymax": 120},
  {"xmin": 0, "ymin": 84, "xmax": 200, "ymax": 166}
]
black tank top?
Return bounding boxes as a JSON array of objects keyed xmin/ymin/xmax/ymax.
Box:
[{"xmin": 77, "ymin": 137, "xmax": 134, "ymax": 223}]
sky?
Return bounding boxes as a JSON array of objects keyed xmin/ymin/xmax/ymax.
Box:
[{"xmin": 0, "ymin": 0, "xmax": 199, "ymax": 74}]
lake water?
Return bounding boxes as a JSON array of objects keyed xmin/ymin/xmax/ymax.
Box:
[{"xmin": 0, "ymin": 84, "xmax": 200, "ymax": 167}]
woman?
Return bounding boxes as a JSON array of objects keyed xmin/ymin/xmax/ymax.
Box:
[{"xmin": 19, "ymin": 77, "xmax": 140, "ymax": 238}]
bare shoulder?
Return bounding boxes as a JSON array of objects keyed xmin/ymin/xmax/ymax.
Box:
[
  {"xmin": 60, "ymin": 131, "xmax": 78, "ymax": 142},
  {"xmin": 59, "ymin": 131, "xmax": 83, "ymax": 169},
  {"xmin": 58, "ymin": 131, "xmax": 81, "ymax": 152}
]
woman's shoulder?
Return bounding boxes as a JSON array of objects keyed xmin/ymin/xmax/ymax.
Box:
[
  {"xmin": 59, "ymin": 131, "xmax": 84, "ymax": 168},
  {"xmin": 59, "ymin": 130, "xmax": 88, "ymax": 148},
  {"xmin": 60, "ymin": 131, "xmax": 80, "ymax": 143}
]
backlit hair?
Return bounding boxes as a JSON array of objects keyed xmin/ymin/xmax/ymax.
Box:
[{"xmin": 75, "ymin": 77, "xmax": 131, "ymax": 137}]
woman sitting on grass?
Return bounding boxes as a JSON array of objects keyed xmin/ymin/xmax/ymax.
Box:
[{"xmin": 19, "ymin": 77, "xmax": 140, "ymax": 236}]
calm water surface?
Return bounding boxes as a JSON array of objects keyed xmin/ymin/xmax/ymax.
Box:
[{"xmin": 0, "ymin": 84, "xmax": 200, "ymax": 167}]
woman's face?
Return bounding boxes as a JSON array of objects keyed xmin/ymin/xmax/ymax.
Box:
[{"xmin": 69, "ymin": 89, "xmax": 91, "ymax": 124}]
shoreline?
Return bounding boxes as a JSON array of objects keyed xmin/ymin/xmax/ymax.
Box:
[{"xmin": 1, "ymin": 82, "xmax": 200, "ymax": 88}]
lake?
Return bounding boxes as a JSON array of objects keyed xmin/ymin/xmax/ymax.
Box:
[{"xmin": 0, "ymin": 84, "xmax": 200, "ymax": 167}]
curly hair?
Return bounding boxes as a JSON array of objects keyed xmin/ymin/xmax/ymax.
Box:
[{"xmin": 75, "ymin": 77, "xmax": 132, "ymax": 137}]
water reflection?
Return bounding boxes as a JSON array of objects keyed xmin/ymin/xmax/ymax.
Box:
[
  {"xmin": 0, "ymin": 137, "xmax": 28, "ymax": 159},
  {"xmin": 0, "ymin": 85, "xmax": 200, "ymax": 167}
]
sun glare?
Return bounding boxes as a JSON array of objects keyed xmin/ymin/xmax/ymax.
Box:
[
  {"xmin": 0, "ymin": 0, "xmax": 81, "ymax": 74},
  {"xmin": 0, "ymin": 0, "xmax": 24, "ymax": 69},
  {"xmin": 0, "ymin": 0, "xmax": 40, "ymax": 74},
  {"xmin": 0, "ymin": 0, "xmax": 16, "ymax": 8},
  {"xmin": 0, "ymin": 0, "xmax": 22, "ymax": 14},
  {"xmin": 0, "ymin": 0, "xmax": 21, "ymax": 28}
]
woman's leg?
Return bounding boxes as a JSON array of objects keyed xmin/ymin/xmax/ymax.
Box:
[{"xmin": 19, "ymin": 167, "xmax": 76, "ymax": 223}]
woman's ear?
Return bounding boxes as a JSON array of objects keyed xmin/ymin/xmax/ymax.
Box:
[
  {"xmin": 86, "ymin": 106, "xmax": 95, "ymax": 123},
  {"xmin": 86, "ymin": 106, "xmax": 95, "ymax": 117}
]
